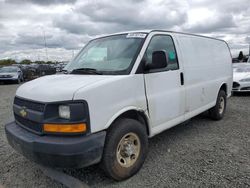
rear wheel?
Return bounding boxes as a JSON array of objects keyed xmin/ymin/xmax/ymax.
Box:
[
  {"xmin": 209, "ymin": 90, "xmax": 227, "ymax": 120},
  {"xmin": 101, "ymin": 118, "xmax": 148, "ymax": 181}
]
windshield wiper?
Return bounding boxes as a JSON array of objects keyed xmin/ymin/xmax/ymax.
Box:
[{"xmin": 70, "ymin": 68, "xmax": 103, "ymax": 75}]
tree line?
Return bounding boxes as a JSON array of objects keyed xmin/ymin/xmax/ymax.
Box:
[{"xmin": 0, "ymin": 59, "xmax": 60, "ymax": 66}]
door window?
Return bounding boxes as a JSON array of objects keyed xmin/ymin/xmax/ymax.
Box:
[{"xmin": 144, "ymin": 35, "xmax": 179, "ymax": 71}]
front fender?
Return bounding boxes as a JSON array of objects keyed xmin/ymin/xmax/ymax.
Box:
[
  {"xmin": 104, "ymin": 106, "xmax": 149, "ymax": 130},
  {"xmin": 73, "ymin": 75, "xmax": 148, "ymax": 134}
]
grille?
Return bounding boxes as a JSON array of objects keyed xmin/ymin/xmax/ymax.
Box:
[
  {"xmin": 15, "ymin": 114, "xmax": 43, "ymax": 134},
  {"xmin": 0, "ymin": 75, "xmax": 12, "ymax": 78},
  {"xmin": 241, "ymin": 87, "xmax": 250, "ymax": 91},
  {"xmin": 14, "ymin": 97, "xmax": 45, "ymax": 112},
  {"xmin": 233, "ymin": 82, "xmax": 240, "ymax": 88}
]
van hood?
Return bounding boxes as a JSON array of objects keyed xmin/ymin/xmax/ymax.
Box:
[{"xmin": 16, "ymin": 74, "xmax": 113, "ymax": 102}]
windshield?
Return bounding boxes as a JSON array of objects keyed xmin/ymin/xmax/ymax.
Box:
[
  {"xmin": 65, "ymin": 33, "xmax": 146, "ymax": 75},
  {"xmin": 233, "ymin": 67, "xmax": 250, "ymax": 73},
  {"xmin": 0, "ymin": 67, "xmax": 18, "ymax": 73}
]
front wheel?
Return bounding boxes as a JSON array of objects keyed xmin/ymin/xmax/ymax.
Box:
[
  {"xmin": 101, "ymin": 118, "xmax": 148, "ymax": 181},
  {"xmin": 209, "ymin": 90, "xmax": 227, "ymax": 120}
]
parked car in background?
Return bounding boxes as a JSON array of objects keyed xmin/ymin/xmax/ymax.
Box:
[
  {"xmin": 22, "ymin": 64, "xmax": 56, "ymax": 81},
  {"xmin": 233, "ymin": 63, "xmax": 250, "ymax": 92},
  {"xmin": 35, "ymin": 64, "xmax": 56, "ymax": 76},
  {"xmin": 55, "ymin": 63, "xmax": 68, "ymax": 72},
  {"xmin": 0, "ymin": 66, "xmax": 23, "ymax": 84},
  {"xmin": 232, "ymin": 58, "xmax": 240, "ymax": 63}
]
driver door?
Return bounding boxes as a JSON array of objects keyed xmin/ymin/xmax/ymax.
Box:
[{"xmin": 143, "ymin": 34, "xmax": 185, "ymax": 134}]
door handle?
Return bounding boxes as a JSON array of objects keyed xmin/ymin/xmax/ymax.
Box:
[{"xmin": 180, "ymin": 72, "xmax": 184, "ymax": 85}]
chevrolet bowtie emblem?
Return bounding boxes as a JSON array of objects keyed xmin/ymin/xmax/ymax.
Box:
[{"xmin": 20, "ymin": 107, "xmax": 27, "ymax": 117}]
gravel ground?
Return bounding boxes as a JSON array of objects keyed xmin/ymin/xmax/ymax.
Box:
[{"xmin": 0, "ymin": 83, "xmax": 250, "ymax": 188}]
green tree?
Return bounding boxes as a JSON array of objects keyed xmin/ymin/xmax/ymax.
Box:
[
  {"xmin": 0, "ymin": 59, "xmax": 16, "ymax": 66},
  {"xmin": 34, "ymin": 60, "xmax": 46, "ymax": 64},
  {"xmin": 20, "ymin": 59, "xmax": 32, "ymax": 64},
  {"xmin": 46, "ymin": 61, "xmax": 54, "ymax": 64}
]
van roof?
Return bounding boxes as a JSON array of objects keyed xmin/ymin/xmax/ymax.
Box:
[{"xmin": 95, "ymin": 29, "xmax": 226, "ymax": 43}]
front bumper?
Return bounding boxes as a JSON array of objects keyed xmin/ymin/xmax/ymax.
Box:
[
  {"xmin": 232, "ymin": 81, "xmax": 250, "ymax": 92},
  {"xmin": 5, "ymin": 121, "xmax": 106, "ymax": 168},
  {"xmin": 0, "ymin": 78, "xmax": 18, "ymax": 81}
]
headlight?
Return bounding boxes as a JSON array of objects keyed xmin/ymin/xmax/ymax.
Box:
[
  {"xmin": 12, "ymin": 74, "xmax": 18, "ymax": 78},
  {"xmin": 240, "ymin": 78, "xmax": 250, "ymax": 82},
  {"xmin": 59, "ymin": 105, "xmax": 70, "ymax": 119}
]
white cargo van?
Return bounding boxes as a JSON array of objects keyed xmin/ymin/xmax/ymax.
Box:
[{"xmin": 5, "ymin": 30, "xmax": 232, "ymax": 180}]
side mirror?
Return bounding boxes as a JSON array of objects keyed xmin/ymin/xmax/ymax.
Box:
[{"xmin": 146, "ymin": 50, "xmax": 168, "ymax": 70}]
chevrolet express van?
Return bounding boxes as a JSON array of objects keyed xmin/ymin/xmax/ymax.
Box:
[{"xmin": 5, "ymin": 30, "xmax": 232, "ymax": 180}]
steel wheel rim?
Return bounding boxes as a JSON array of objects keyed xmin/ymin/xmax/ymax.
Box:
[
  {"xmin": 116, "ymin": 132, "xmax": 141, "ymax": 168},
  {"xmin": 219, "ymin": 97, "xmax": 225, "ymax": 114}
]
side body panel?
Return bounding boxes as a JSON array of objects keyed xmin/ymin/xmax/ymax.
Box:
[{"xmin": 175, "ymin": 33, "xmax": 232, "ymax": 120}]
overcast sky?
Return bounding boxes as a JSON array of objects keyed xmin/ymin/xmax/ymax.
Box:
[{"xmin": 0, "ymin": 0, "xmax": 249, "ymax": 61}]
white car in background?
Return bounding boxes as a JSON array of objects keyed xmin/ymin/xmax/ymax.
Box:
[{"xmin": 233, "ymin": 63, "xmax": 250, "ymax": 92}]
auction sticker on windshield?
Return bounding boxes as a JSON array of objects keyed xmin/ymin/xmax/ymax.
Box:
[{"xmin": 126, "ymin": 33, "xmax": 147, "ymax": 38}]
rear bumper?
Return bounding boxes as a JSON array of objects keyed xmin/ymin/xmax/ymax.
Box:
[{"xmin": 5, "ymin": 121, "xmax": 106, "ymax": 168}]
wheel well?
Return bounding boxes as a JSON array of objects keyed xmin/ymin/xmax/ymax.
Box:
[
  {"xmin": 111, "ymin": 110, "xmax": 150, "ymax": 136},
  {"xmin": 220, "ymin": 83, "xmax": 227, "ymax": 95}
]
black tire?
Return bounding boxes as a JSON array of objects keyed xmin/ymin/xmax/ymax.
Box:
[
  {"xmin": 209, "ymin": 90, "xmax": 227, "ymax": 120},
  {"xmin": 101, "ymin": 118, "xmax": 148, "ymax": 181}
]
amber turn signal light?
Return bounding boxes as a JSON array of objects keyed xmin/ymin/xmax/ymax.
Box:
[{"xmin": 43, "ymin": 123, "xmax": 87, "ymax": 133}]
